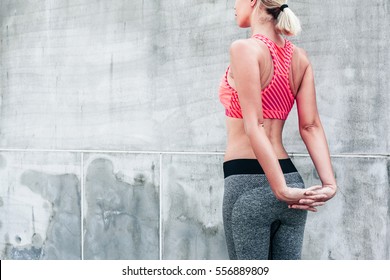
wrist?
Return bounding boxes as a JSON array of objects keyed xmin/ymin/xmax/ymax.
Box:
[
  {"xmin": 323, "ymin": 183, "xmax": 338, "ymax": 198},
  {"xmin": 323, "ymin": 183, "xmax": 337, "ymax": 190},
  {"xmin": 274, "ymin": 186, "xmax": 289, "ymax": 201}
]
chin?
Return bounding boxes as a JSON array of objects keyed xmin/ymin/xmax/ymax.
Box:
[
  {"xmin": 236, "ymin": 18, "xmax": 250, "ymax": 28},
  {"xmin": 237, "ymin": 22, "xmax": 250, "ymax": 28}
]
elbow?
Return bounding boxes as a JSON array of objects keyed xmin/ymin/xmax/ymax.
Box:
[
  {"xmin": 299, "ymin": 121, "xmax": 323, "ymax": 141},
  {"xmin": 301, "ymin": 123, "xmax": 319, "ymax": 132},
  {"xmin": 299, "ymin": 119, "xmax": 321, "ymax": 134}
]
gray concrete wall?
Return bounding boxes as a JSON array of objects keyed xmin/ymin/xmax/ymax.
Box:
[{"xmin": 0, "ymin": 0, "xmax": 388, "ymax": 259}]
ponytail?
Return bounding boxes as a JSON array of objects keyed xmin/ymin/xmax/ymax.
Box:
[
  {"xmin": 275, "ymin": 5, "xmax": 301, "ymax": 36},
  {"xmin": 260, "ymin": 1, "xmax": 302, "ymax": 36}
]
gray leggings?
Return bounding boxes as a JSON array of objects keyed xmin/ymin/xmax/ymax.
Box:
[{"xmin": 222, "ymin": 159, "xmax": 307, "ymax": 260}]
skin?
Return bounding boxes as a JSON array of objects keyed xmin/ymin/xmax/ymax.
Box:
[{"xmin": 227, "ymin": 0, "xmax": 337, "ymax": 212}]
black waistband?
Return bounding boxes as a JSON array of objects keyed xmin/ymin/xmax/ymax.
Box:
[{"xmin": 223, "ymin": 158, "xmax": 297, "ymax": 179}]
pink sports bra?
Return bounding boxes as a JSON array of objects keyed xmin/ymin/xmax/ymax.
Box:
[{"xmin": 218, "ymin": 34, "xmax": 295, "ymax": 120}]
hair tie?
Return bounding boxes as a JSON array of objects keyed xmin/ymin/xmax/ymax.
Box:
[{"xmin": 280, "ymin": 4, "xmax": 288, "ymax": 12}]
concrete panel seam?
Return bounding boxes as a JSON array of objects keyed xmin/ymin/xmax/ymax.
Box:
[
  {"xmin": 290, "ymin": 153, "xmax": 389, "ymax": 159},
  {"xmin": 0, "ymin": 148, "xmax": 225, "ymax": 156},
  {"xmin": 0, "ymin": 149, "xmax": 388, "ymax": 158},
  {"xmin": 81, "ymin": 152, "xmax": 84, "ymax": 260},
  {"xmin": 159, "ymin": 153, "xmax": 163, "ymax": 260}
]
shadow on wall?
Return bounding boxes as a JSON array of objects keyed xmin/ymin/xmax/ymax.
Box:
[
  {"xmin": 83, "ymin": 158, "xmax": 159, "ymax": 260},
  {"xmin": 1, "ymin": 170, "xmax": 80, "ymax": 260},
  {"xmin": 162, "ymin": 154, "xmax": 228, "ymax": 260}
]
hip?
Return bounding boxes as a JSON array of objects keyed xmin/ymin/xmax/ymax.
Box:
[{"xmin": 223, "ymin": 158, "xmax": 305, "ymax": 193}]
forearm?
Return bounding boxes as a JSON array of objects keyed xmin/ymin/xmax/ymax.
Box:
[
  {"xmin": 247, "ymin": 126, "xmax": 287, "ymax": 199},
  {"xmin": 300, "ymin": 124, "xmax": 336, "ymax": 187}
]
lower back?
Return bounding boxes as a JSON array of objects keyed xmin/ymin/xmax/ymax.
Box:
[{"xmin": 224, "ymin": 117, "xmax": 289, "ymax": 161}]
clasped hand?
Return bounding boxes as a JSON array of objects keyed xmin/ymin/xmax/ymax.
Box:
[{"xmin": 278, "ymin": 185, "xmax": 337, "ymax": 212}]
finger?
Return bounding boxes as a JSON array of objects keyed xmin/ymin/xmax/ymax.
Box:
[
  {"xmin": 305, "ymin": 190, "xmax": 327, "ymax": 196},
  {"xmin": 308, "ymin": 202, "xmax": 326, "ymax": 207},
  {"xmin": 304, "ymin": 194, "xmax": 327, "ymax": 200},
  {"xmin": 289, "ymin": 204, "xmax": 317, "ymax": 212},
  {"xmin": 305, "ymin": 185, "xmax": 322, "ymax": 193},
  {"xmin": 298, "ymin": 199, "xmax": 315, "ymax": 204},
  {"xmin": 305, "ymin": 187, "xmax": 326, "ymax": 195},
  {"xmin": 304, "ymin": 191, "xmax": 316, "ymax": 196},
  {"xmin": 289, "ymin": 204, "xmax": 307, "ymax": 209}
]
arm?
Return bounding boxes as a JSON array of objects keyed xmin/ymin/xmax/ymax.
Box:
[
  {"xmin": 294, "ymin": 60, "xmax": 337, "ymax": 204},
  {"xmin": 230, "ymin": 40, "xmax": 325, "ymax": 209},
  {"xmin": 229, "ymin": 40, "xmax": 286, "ymax": 199}
]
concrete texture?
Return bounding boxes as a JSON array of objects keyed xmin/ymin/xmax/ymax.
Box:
[
  {"xmin": 0, "ymin": 152, "xmax": 81, "ymax": 259},
  {"xmin": 0, "ymin": 0, "xmax": 389, "ymax": 260},
  {"xmin": 161, "ymin": 154, "xmax": 227, "ymax": 259},
  {"xmin": 83, "ymin": 153, "xmax": 159, "ymax": 259},
  {"xmin": 283, "ymin": 0, "xmax": 389, "ymax": 155},
  {"xmin": 292, "ymin": 156, "xmax": 390, "ymax": 260},
  {"xmin": 0, "ymin": 0, "xmax": 239, "ymax": 152}
]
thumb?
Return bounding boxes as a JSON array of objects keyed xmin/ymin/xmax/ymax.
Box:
[{"xmin": 305, "ymin": 185, "xmax": 322, "ymax": 195}]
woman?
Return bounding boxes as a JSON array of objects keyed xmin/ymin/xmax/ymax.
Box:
[{"xmin": 219, "ymin": 0, "xmax": 337, "ymax": 260}]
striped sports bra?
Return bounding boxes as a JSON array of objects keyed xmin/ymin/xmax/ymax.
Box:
[{"xmin": 218, "ymin": 34, "xmax": 295, "ymax": 120}]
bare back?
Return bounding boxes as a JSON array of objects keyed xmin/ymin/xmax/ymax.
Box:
[{"xmin": 224, "ymin": 36, "xmax": 310, "ymax": 161}]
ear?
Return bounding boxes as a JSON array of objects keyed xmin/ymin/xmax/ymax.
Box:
[{"xmin": 250, "ymin": 0, "xmax": 257, "ymax": 8}]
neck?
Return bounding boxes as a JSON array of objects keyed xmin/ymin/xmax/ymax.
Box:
[
  {"xmin": 249, "ymin": 10, "xmax": 281, "ymax": 40},
  {"xmin": 250, "ymin": 21, "xmax": 279, "ymax": 39}
]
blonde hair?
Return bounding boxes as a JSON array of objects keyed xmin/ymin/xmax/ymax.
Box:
[{"xmin": 257, "ymin": 0, "xmax": 301, "ymax": 36}]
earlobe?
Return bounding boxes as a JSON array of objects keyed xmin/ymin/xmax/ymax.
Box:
[{"xmin": 250, "ymin": 0, "xmax": 257, "ymax": 8}]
